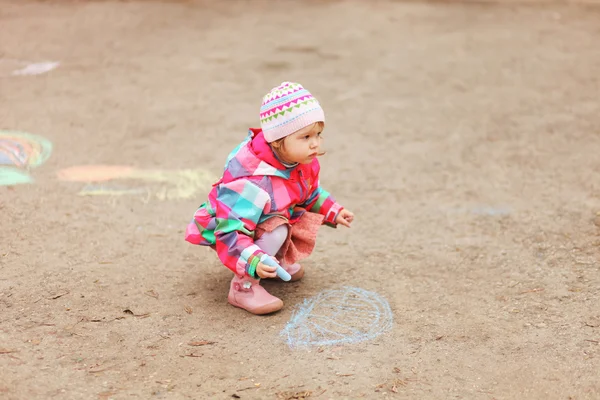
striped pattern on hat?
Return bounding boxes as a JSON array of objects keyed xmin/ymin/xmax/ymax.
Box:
[{"xmin": 259, "ymin": 82, "xmax": 325, "ymax": 143}]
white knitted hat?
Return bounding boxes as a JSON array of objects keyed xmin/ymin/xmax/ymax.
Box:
[{"xmin": 259, "ymin": 82, "xmax": 325, "ymax": 143}]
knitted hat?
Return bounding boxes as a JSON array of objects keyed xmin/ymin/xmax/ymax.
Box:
[{"xmin": 260, "ymin": 82, "xmax": 325, "ymax": 143}]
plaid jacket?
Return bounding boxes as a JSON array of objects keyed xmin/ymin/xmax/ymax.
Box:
[{"xmin": 185, "ymin": 128, "xmax": 343, "ymax": 277}]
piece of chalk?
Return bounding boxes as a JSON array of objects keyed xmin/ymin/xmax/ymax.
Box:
[
  {"xmin": 275, "ymin": 266, "xmax": 292, "ymax": 281},
  {"xmin": 260, "ymin": 254, "xmax": 292, "ymax": 281}
]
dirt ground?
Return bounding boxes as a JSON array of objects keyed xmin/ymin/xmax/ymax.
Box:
[{"xmin": 2, "ymin": 0, "xmax": 600, "ymax": 398}]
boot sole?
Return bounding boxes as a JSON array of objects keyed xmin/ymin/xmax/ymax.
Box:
[{"xmin": 228, "ymin": 295, "xmax": 283, "ymax": 315}]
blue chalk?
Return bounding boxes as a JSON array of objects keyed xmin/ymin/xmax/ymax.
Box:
[
  {"xmin": 260, "ymin": 254, "xmax": 291, "ymax": 281},
  {"xmin": 275, "ymin": 266, "xmax": 292, "ymax": 281}
]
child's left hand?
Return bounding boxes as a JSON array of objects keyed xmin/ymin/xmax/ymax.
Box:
[{"xmin": 336, "ymin": 209, "xmax": 354, "ymax": 228}]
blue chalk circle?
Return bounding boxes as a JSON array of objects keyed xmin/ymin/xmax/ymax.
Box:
[{"xmin": 281, "ymin": 287, "xmax": 393, "ymax": 348}]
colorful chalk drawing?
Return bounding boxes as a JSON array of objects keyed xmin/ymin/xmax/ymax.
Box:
[
  {"xmin": 0, "ymin": 131, "xmax": 212, "ymax": 200},
  {"xmin": 0, "ymin": 59, "xmax": 60, "ymax": 76},
  {"xmin": 57, "ymin": 165, "xmax": 215, "ymax": 201},
  {"xmin": 0, "ymin": 168, "xmax": 33, "ymax": 186},
  {"xmin": 0, "ymin": 131, "xmax": 53, "ymax": 186},
  {"xmin": 281, "ymin": 287, "xmax": 393, "ymax": 348}
]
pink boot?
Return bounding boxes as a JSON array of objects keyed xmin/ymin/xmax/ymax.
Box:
[{"xmin": 227, "ymin": 275, "xmax": 283, "ymax": 315}]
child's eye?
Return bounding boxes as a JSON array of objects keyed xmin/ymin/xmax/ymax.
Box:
[{"xmin": 304, "ymin": 135, "xmax": 310, "ymax": 140}]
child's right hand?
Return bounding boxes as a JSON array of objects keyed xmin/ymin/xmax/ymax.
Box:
[{"xmin": 256, "ymin": 262, "xmax": 278, "ymax": 279}]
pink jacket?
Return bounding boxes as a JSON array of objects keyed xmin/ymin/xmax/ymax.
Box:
[{"xmin": 185, "ymin": 128, "xmax": 343, "ymax": 277}]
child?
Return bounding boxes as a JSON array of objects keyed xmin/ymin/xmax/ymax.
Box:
[{"xmin": 185, "ymin": 82, "xmax": 354, "ymax": 315}]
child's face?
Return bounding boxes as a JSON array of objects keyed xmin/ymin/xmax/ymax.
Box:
[{"xmin": 278, "ymin": 123, "xmax": 323, "ymax": 165}]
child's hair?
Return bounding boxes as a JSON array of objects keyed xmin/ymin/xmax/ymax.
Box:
[{"xmin": 271, "ymin": 121, "xmax": 326, "ymax": 158}]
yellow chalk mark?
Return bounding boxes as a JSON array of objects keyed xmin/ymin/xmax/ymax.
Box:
[{"xmin": 57, "ymin": 165, "xmax": 216, "ymax": 201}]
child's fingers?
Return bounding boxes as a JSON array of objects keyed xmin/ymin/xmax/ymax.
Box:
[
  {"xmin": 338, "ymin": 218, "xmax": 351, "ymax": 228},
  {"xmin": 257, "ymin": 263, "xmax": 278, "ymax": 279},
  {"xmin": 344, "ymin": 211, "xmax": 354, "ymax": 223},
  {"xmin": 258, "ymin": 263, "xmax": 277, "ymax": 272},
  {"xmin": 257, "ymin": 263, "xmax": 277, "ymax": 278},
  {"xmin": 257, "ymin": 270, "xmax": 277, "ymax": 279}
]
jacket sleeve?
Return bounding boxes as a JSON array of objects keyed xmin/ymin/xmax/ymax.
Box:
[
  {"xmin": 299, "ymin": 165, "xmax": 343, "ymax": 227},
  {"xmin": 213, "ymin": 178, "xmax": 271, "ymax": 278}
]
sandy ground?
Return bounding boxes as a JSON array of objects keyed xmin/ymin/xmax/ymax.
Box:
[{"xmin": 1, "ymin": 0, "xmax": 600, "ymax": 399}]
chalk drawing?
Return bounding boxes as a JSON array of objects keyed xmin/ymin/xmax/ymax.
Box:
[
  {"xmin": 0, "ymin": 132, "xmax": 213, "ymax": 199},
  {"xmin": 281, "ymin": 287, "xmax": 393, "ymax": 348},
  {"xmin": 0, "ymin": 131, "xmax": 53, "ymax": 186},
  {"xmin": 13, "ymin": 62, "xmax": 60, "ymax": 76},
  {"xmin": 57, "ymin": 165, "xmax": 215, "ymax": 201},
  {"xmin": 0, "ymin": 167, "xmax": 33, "ymax": 186},
  {"xmin": 78, "ymin": 185, "xmax": 148, "ymax": 197},
  {"xmin": 0, "ymin": 59, "xmax": 59, "ymax": 76},
  {"xmin": 57, "ymin": 165, "xmax": 134, "ymax": 182},
  {"xmin": 0, "ymin": 131, "xmax": 53, "ymax": 168}
]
